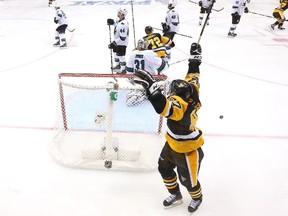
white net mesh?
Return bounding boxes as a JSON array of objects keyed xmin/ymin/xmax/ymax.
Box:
[{"xmin": 51, "ymin": 73, "xmax": 169, "ymax": 172}]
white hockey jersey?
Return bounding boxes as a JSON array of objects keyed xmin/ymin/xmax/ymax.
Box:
[
  {"xmin": 201, "ymin": 0, "xmax": 214, "ymax": 9},
  {"xmin": 231, "ymin": 0, "xmax": 247, "ymax": 16},
  {"xmin": 113, "ymin": 18, "xmax": 129, "ymax": 46},
  {"xmin": 126, "ymin": 49, "xmax": 168, "ymax": 75},
  {"xmin": 55, "ymin": 9, "xmax": 68, "ymax": 25},
  {"xmin": 165, "ymin": 8, "xmax": 180, "ymax": 33}
]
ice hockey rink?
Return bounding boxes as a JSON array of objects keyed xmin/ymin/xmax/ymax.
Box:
[{"xmin": 1, "ymin": 0, "xmax": 288, "ymax": 215}]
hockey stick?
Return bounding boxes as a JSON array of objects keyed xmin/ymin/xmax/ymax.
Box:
[
  {"xmin": 67, "ymin": 26, "xmax": 75, "ymax": 32},
  {"xmin": 152, "ymin": 27, "xmax": 193, "ymax": 38},
  {"xmin": 131, "ymin": 0, "xmax": 136, "ymax": 48},
  {"xmin": 249, "ymin": 11, "xmax": 288, "ymax": 21},
  {"xmin": 108, "ymin": 25, "xmax": 114, "ymax": 74},
  {"xmin": 197, "ymin": 1, "xmax": 215, "ymax": 44},
  {"xmin": 188, "ymin": 0, "xmax": 224, "ymax": 12}
]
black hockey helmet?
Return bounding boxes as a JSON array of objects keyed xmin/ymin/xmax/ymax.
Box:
[
  {"xmin": 145, "ymin": 26, "xmax": 153, "ymax": 34},
  {"xmin": 169, "ymin": 79, "xmax": 193, "ymax": 99}
]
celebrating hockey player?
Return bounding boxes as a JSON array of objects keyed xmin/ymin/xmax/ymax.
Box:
[
  {"xmin": 228, "ymin": 0, "xmax": 249, "ymax": 37},
  {"xmin": 52, "ymin": 3, "xmax": 68, "ymax": 48},
  {"xmin": 270, "ymin": 0, "xmax": 288, "ymax": 30},
  {"xmin": 133, "ymin": 42, "xmax": 205, "ymax": 213},
  {"xmin": 143, "ymin": 26, "xmax": 175, "ymax": 61},
  {"xmin": 198, "ymin": 0, "xmax": 214, "ymax": 26},
  {"xmin": 107, "ymin": 8, "xmax": 129, "ymax": 74}
]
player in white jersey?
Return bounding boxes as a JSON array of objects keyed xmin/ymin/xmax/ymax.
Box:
[
  {"xmin": 125, "ymin": 38, "xmax": 168, "ymax": 106},
  {"xmin": 228, "ymin": 0, "xmax": 249, "ymax": 38},
  {"xmin": 107, "ymin": 8, "xmax": 130, "ymax": 74},
  {"xmin": 161, "ymin": 0, "xmax": 180, "ymax": 41},
  {"xmin": 198, "ymin": 0, "xmax": 214, "ymax": 26},
  {"xmin": 161, "ymin": 0, "xmax": 179, "ymax": 60},
  {"xmin": 52, "ymin": 3, "xmax": 68, "ymax": 48},
  {"xmin": 126, "ymin": 38, "xmax": 168, "ymax": 75}
]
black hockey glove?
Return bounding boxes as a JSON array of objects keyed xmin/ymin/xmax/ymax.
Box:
[
  {"xmin": 108, "ymin": 41, "xmax": 117, "ymax": 49},
  {"xmin": 134, "ymin": 69, "xmax": 162, "ymax": 98},
  {"xmin": 161, "ymin": 22, "xmax": 170, "ymax": 34},
  {"xmin": 244, "ymin": 7, "xmax": 249, "ymax": 13},
  {"xmin": 107, "ymin": 18, "xmax": 115, "ymax": 25},
  {"xmin": 189, "ymin": 43, "xmax": 202, "ymax": 65},
  {"xmin": 54, "ymin": 17, "xmax": 58, "ymax": 24},
  {"xmin": 198, "ymin": 1, "xmax": 202, "ymax": 7}
]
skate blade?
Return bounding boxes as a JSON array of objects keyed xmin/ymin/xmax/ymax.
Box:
[{"xmin": 164, "ymin": 200, "xmax": 183, "ymax": 209}]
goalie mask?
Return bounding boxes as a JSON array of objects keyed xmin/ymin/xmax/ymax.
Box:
[
  {"xmin": 168, "ymin": 79, "xmax": 193, "ymax": 99},
  {"xmin": 137, "ymin": 38, "xmax": 150, "ymax": 50}
]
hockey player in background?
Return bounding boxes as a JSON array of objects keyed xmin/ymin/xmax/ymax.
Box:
[
  {"xmin": 198, "ymin": 0, "xmax": 214, "ymax": 26},
  {"xmin": 227, "ymin": 0, "xmax": 249, "ymax": 37},
  {"xmin": 133, "ymin": 42, "xmax": 204, "ymax": 214},
  {"xmin": 269, "ymin": 0, "xmax": 288, "ymax": 30},
  {"xmin": 48, "ymin": 0, "xmax": 55, "ymax": 7},
  {"xmin": 52, "ymin": 3, "xmax": 68, "ymax": 48},
  {"xmin": 143, "ymin": 26, "xmax": 175, "ymax": 62},
  {"xmin": 161, "ymin": 0, "xmax": 179, "ymax": 59},
  {"xmin": 125, "ymin": 38, "xmax": 168, "ymax": 106},
  {"xmin": 107, "ymin": 8, "xmax": 129, "ymax": 74}
]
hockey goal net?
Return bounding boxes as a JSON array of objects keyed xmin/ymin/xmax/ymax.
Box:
[{"xmin": 51, "ymin": 73, "xmax": 169, "ymax": 172}]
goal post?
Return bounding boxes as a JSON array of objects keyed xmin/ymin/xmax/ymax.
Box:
[{"xmin": 51, "ymin": 73, "xmax": 169, "ymax": 172}]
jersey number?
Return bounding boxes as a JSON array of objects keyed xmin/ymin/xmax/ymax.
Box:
[{"xmin": 134, "ymin": 59, "xmax": 145, "ymax": 70}]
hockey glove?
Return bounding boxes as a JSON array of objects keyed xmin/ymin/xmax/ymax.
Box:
[
  {"xmin": 189, "ymin": 43, "xmax": 202, "ymax": 64},
  {"xmin": 134, "ymin": 69, "xmax": 161, "ymax": 98},
  {"xmin": 244, "ymin": 7, "xmax": 249, "ymax": 13},
  {"xmin": 107, "ymin": 18, "xmax": 115, "ymax": 25},
  {"xmin": 161, "ymin": 22, "xmax": 170, "ymax": 34},
  {"xmin": 198, "ymin": 1, "xmax": 202, "ymax": 7},
  {"xmin": 108, "ymin": 41, "xmax": 117, "ymax": 49},
  {"xmin": 54, "ymin": 17, "xmax": 58, "ymax": 24}
]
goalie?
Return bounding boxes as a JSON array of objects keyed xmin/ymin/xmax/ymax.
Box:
[
  {"xmin": 133, "ymin": 42, "xmax": 205, "ymax": 213},
  {"xmin": 125, "ymin": 38, "xmax": 168, "ymax": 106}
]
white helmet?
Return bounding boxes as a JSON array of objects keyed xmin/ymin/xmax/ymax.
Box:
[
  {"xmin": 117, "ymin": 8, "xmax": 128, "ymax": 17},
  {"xmin": 137, "ymin": 38, "xmax": 150, "ymax": 50},
  {"xmin": 52, "ymin": 2, "xmax": 60, "ymax": 8},
  {"xmin": 168, "ymin": 0, "xmax": 177, "ymax": 9}
]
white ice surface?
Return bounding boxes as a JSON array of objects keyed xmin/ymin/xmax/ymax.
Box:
[{"xmin": 0, "ymin": 0, "xmax": 288, "ymax": 215}]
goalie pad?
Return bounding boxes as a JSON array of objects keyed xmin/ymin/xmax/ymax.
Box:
[{"xmin": 126, "ymin": 90, "xmax": 147, "ymax": 106}]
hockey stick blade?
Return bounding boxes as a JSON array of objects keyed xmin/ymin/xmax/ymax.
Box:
[
  {"xmin": 68, "ymin": 28, "xmax": 75, "ymax": 32},
  {"xmin": 213, "ymin": 7, "xmax": 224, "ymax": 12}
]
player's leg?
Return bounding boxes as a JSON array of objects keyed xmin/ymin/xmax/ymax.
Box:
[{"xmin": 158, "ymin": 142, "xmax": 183, "ymax": 208}]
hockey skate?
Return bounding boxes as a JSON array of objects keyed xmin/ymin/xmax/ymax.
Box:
[
  {"xmin": 53, "ymin": 41, "xmax": 60, "ymax": 46},
  {"xmin": 163, "ymin": 192, "xmax": 183, "ymax": 208},
  {"xmin": 60, "ymin": 43, "xmax": 67, "ymax": 48},
  {"xmin": 188, "ymin": 197, "xmax": 202, "ymax": 213},
  {"xmin": 111, "ymin": 65, "xmax": 121, "ymax": 73},
  {"xmin": 126, "ymin": 90, "xmax": 147, "ymax": 106},
  {"xmin": 269, "ymin": 24, "xmax": 275, "ymax": 31},
  {"xmin": 228, "ymin": 32, "xmax": 237, "ymax": 38},
  {"xmin": 116, "ymin": 70, "xmax": 127, "ymax": 74},
  {"xmin": 278, "ymin": 26, "xmax": 285, "ymax": 30}
]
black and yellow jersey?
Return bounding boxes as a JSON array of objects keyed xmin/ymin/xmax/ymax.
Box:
[
  {"xmin": 276, "ymin": 0, "xmax": 288, "ymax": 11},
  {"xmin": 143, "ymin": 33, "xmax": 174, "ymax": 58},
  {"xmin": 149, "ymin": 61, "xmax": 204, "ymax": 153}
]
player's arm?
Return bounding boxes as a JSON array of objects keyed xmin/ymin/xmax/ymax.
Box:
[{"xmin": 185, "ymin": 43, "xmax": 202, "ymax": 91}]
